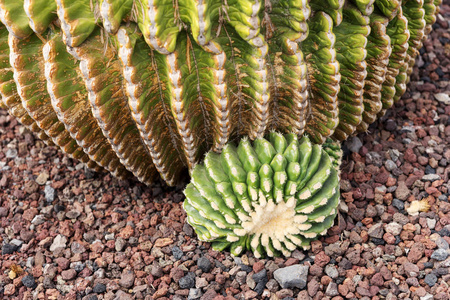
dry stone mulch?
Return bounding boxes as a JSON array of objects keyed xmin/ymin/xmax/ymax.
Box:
[{"xmin": 1, "ymin": 5, "xmax": 450, "ymax": 300}]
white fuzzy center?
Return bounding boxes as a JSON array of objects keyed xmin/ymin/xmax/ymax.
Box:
[{"xmin": 236, "ymin": 197, "xmax": 303, "ymax": 242}]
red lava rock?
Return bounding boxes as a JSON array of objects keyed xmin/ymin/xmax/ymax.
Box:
[
  {"xmin": 309, "ymin": 264, "xmax": 323, "ymax": 276},
  {"xmin": 307, "ymin": 278, "xmax": 320, "ymax": 297},
  {"xmin": 321, "ymin": 275, "xmax": 332, "ymax": 285},
  {"xmin": 154, "ymin": 238, "xmax": 173, "ymax": 247},
  {"xmin": 403, "ymin": 262, "xmax": 420, "ymax": 277},
  {"xmin": 61, "ymin": 269, "xmax": 77, "ymax": 281},
  {"xmin": 4, "ymin": 284, "xmax": 15, "ymax": 296},
  {"xmin": 404, "ymin": 148, "xmax": 417, "ymax": 163},
  {"xmin": 169, "ymin": 267, "xmax": 184, "ymax": 282},
  {"xmin": 369, "ymin": 285, "xmax": 380, "ymax": 297},
  {"xmin": 216, "ymin": 274, "xmax": 226, "ymax": 285},
  {"xmin": 284, "ymin": 257, "xmax": 300, "ymax": 267},
  {"xmin": 276, "ymin": 289, "xmax": 294, "ymax": 298},
  {"xmin": 408, "ymin": 243, "xmax": 425, "ymax": 263},
  {"xmin": 119, "ymin": 270, "xmax": 136, "ymax": 289},
  {"xmin": 22, "ymin": 208, "xmax": 38, "ymax": 221},
  {"xmin": 202, "ymin": 289, "xmax": 218, "ymax": 300},
  {"xmin": 79, "ymin": 267, "xmax": 92, "ymax": 278},
  {"xmin": 311, "ymin": 240, "xmax": 323, "ymax": 254},
  {"xmin": 370, "ymin": 273, "xmax": 384, "ymax": 286},
  {"xmin": 243, "ymin": 290, "xmax": 258, "ymax": 298},
  {"xmin": 314, "ymin": 251, "xmax": 331, "ymax": 268},
  {"xmin": 119, "ymin": 225, "xmax": 135, "ymax": 239},
  {"xmin": 395, "ymin": 181, "xmax": 411, "ymax": 201},
  {"xmin": 55, "ymin": 257, "xmax": 70, "ymax": 270},
  {"xmin": 252, "ymin": 261, "xmax": 264, "ymax": 273}
]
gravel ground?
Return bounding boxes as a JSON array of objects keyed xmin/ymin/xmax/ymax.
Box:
[{"xmin": 1, "ymin": 5, "xmax": 450, "ymax": 300}]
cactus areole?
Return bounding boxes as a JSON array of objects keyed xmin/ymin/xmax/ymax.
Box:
[{"xmin": 0, "ymin": 0, "xmax": 440, "ymax": 257}]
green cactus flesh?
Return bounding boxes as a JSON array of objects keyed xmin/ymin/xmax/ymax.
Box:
[
  {"xmin": 184, "ymin": 133, "xmax": 341, "ymax": 257},
  {"xmin": 0, "ymin": 0, "xmax": 441, "ymax": 256}
]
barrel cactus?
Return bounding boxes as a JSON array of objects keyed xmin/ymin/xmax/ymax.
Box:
[{"xmin": 0, "ymin": 0, "xmax": 441, "ymax": 256}]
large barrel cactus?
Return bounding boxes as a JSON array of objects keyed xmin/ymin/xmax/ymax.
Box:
[{"xmin": 0, "ymin": 0, "xmax": 441, "ymax": 257}]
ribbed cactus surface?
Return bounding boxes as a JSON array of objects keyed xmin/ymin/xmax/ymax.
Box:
[
  {"xmin": 0, "ymin": 0, "xmax": 440, "ymax": 186},
  {"xmin": 0, "ymin": 0, "xmax": 441, "ymax": 256}
]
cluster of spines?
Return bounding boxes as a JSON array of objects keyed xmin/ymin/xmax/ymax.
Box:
[
  {"xmin": 184, "ymin": 132, "xmax": 340, "ymax": 257},
  {"xmin": 0, "ymin": 0, "xmax": 441, "ymax": 185}
]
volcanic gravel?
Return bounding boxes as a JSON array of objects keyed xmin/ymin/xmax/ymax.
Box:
[{"xmin": 1, "ymin": 5, "xmax": 450, "ymax": 300}]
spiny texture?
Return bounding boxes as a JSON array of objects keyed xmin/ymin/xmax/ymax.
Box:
[
  {"xmin": 184, "ymin": 133, "xmax": 341, "ymax": 257},
  {"xmin": 0, "ymin": 0, "xmax": 440, "ymax": 187}
]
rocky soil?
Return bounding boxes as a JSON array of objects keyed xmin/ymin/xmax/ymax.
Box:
[{"xmin": 1, "ymin": 4, "xmax": 450, "ymax": 300}]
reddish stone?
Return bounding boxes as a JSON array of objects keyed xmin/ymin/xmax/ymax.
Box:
[
  {"xmin": 252, "ymin": 261, "xmax": 265, "ymax": 273},
  {"xmin": 370, "ymin": 273, "xmax": 384, "ymax": 287},
  {"xmin": 407, "ymin": 243, "xmax": 425, "ymax": 263},
  {"xmin": 404, "ymin": 148, "xmax": 417, "ymax": 163},
  {"xmin": 61, "ymin": 269, "xmax": 77, "ymax": 281},
  {"xmin": 284, "ymin": 257, "xmax": 299, "ymax": 267},
  {"xmin": 314, "ymin": 251, "xmax": 331, "ymax": 268}
]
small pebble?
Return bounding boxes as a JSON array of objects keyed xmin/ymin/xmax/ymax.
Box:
[
  {"xmin": 92, "ymin": 283, "xmax": 106, "ymax": 294},
  {"xmin": 21, "ymin": 275, "xmax": 36, "ymax": 289},
  {"xmin": 424, "ymin": 274, "xmax": 438, "ymax": 287},
  {"xmin": 430, "ymin": 249, "xmax": 449, "ymax": 261},
  {"xmin": 179, "ymin": 273, "xmax": 195, "ymax": 289},
  {"xmin": 197, "ymin": 257, "xmax": 211, "ymax": 273}
]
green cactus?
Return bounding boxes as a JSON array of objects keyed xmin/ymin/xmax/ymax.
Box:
[
  {"xmin": 184, "ymin": 133, "xmax": 340, "ymax": 257},
  {"xmin": 0, "ymin": 0, "xmax": 441, "ymax": 256}
]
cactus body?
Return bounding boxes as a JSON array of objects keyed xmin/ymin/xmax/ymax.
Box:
[
  {"xmin": 184, "ymin": 133, "xmax": 341, "ymax": 257},
  {"xmin": 0, "ymin": 0, "xmax": 440, "ymax": 256}
]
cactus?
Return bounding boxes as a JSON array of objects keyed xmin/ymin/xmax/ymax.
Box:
[
  {"xmin": 0, "ymin": 0, "xmax": 440, "ymax": 256},
  {"xmin": 184, "ymin": 133, "xmax": 341, "ymax": 257}
]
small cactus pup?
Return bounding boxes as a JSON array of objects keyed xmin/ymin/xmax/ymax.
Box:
[{"xmin": 183, "ymin": 132, "xmax": 341, "ymax": 257}]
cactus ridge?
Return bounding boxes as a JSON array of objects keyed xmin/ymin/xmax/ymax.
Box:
[{"xmin": 0, "ymin": 0, "xmax": 441, "ymax": 256}]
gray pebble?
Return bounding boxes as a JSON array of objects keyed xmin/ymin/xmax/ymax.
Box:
[
  {"xmin": 324, "ymin": 265, "xmax": 339, "ymax": 279},
  {"xmin": 44, "ymin": 185, "xmax": 55, "ymax": 202},
  {"xmin": 31, "ymin": 214, "xmax": 45, "ymax": 225},
  {"xmin": 5, "ymin": 148, "xmax": 18, "ymax": 159},
  {"xmin": 426, "ymin": 218, "xmax": 436, "ymax": 229},
  {"xmin": 431, "ymin": 249, "xmax": 449, "ymax": 261},
  {"xmin": 346, "ymin": 136, "xmax": 363, "ymax": 153},
  {"xmin": 92, "ymin": 283, "xmax": 106, "ymax": 293},
  {"xmin": 2, "ymin": 243, "xmax": 19, "ymax": 255},
  {"xmin": 368, "ymin": 223, "xmax": 384, "ymax": 239},
  {"xmin": 115, "ymin": 238, "xmax": 126, "ymax": 252},
  {"xmin": 171, "ymin": 246, "xmax": 183, "ymax": 260},
  {"xmin": 435, "ymin": 237, "xmax": 449, "ymax": 250},
  {"xmin": 326, "ymin": 282, "xmax": 339, "ymax": 297},
  {"xmin": 235, "ymin": 271, "xmax": 247, "ymax": 285},
  {"xmin": 22, "ymin": 275, "xmax": 36, "ymax": 289},
  {"xmin": 422, "ymin": 174, "xmax": 440, "ymax": 181},
  {"xmin": 424, "ymin": 273, "xmax": 437, "ymax": 287},
  {"xmin": 385, "ymin": 160, "xmax": 397, "ymax": 171},
  {"xmin": 10, "ymin": 239, "xmax": 23, "ymax": 247},
  {"xmin": 197, "ymin": 256, "xmax": 211, "ymax": 273},
  {"xmin": 273, "ymin": 264, "xmax": 308, "ymax": 289},
  {"xmin": 188, "ymin": 288, "xmax": 202, "ymax": 300},
  {"xmin": 252, "ymin": 269, "xmax": 267, "ymax": 283},
  {"xmin": 179, "ymin": 273, "xmax": 195, "ymax": 289},
  {"xmin": 366, "ymin": 152, "xmax": 383, "ymax": 167}
]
